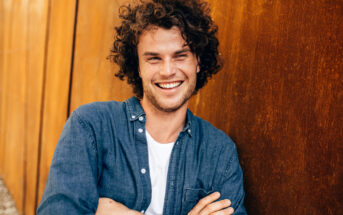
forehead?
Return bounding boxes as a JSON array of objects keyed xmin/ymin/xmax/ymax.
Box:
[{"xmin": 137, "ymin": 26, "xmax": 188, "ymax": 53}]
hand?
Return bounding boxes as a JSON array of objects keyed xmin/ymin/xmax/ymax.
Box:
[
  {"xmin": 187, "ymin": 192, "xmax": 234, "ymax": 215},
  {"xmin": 96, "ymin": 197, "xmax": 143, "ymax": 215}
]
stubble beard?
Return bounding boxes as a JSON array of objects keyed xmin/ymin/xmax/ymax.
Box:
[{"xmin": 143, "ymin": 79, "xmax": 196, "ymax": 113}]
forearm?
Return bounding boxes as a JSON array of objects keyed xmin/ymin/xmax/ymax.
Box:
[{"xmin": 96, "ymin": 198, "xmax": 143, "ymax": 215}]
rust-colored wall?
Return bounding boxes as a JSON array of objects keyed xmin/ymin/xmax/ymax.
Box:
[
  {"xmin": 0, "ymin": 0, "xmax": 342, "ymax": 214},
  {"xmin": 189, "ymin": 0, "xmax": 343, "ymax": 214}
]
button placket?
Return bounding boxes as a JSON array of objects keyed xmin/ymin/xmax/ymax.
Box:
[{"xmin": 132, "ymin": 112, "xmax": 151, "ymax": 211}]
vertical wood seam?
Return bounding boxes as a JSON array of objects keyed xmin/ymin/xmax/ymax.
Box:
[
  {"xmin": 34, "ymin": 0, "xmax": 52, "ymax": 212},
  {"xmin": 22, "ymin": 0, "xmax": 30, "ymax": 212},
  {"xmin": 67, "ymin": 0, "xmax": 79, "ymax": 118}
]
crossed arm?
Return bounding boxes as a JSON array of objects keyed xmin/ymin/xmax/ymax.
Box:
[{"xmin": 95, "ymin": 192, "xmax": 234, "ymax": 215}]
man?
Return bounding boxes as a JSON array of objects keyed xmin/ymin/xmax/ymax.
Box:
[{"xmin": 37, "ymin": 0, "xmax": 247, "ymax": 214}]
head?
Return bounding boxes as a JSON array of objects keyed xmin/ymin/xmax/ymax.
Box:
[{"xmin": 111, "ymin": 0, "xmax": 222, "ymax": 100}]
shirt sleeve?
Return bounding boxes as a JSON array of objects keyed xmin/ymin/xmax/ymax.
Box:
[
  {"xmin": 37, "ymin": 110, "xmax": 99, "ymax": 215},
  {"xmin": 219, "ymin": 143, "xmax": 247, "ymax": 215}
]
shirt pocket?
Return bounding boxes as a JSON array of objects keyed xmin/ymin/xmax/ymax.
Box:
[{"xmin": 181, "ymin": 187, "xmax": 214, "ymax": 214}]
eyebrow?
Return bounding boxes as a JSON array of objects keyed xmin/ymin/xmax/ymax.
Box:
[
  {"xmin": 175, "ymin": 48, "xmax": 190, "ymax": 55},
  {"xmin": 143, "ymin": 48, "xmax": 190, "ymax": 56},
  {"xmin": 143, "ymin": 52, "xmax": 159, "ymax": 56}
]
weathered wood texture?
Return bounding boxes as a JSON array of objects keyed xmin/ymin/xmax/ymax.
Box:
[
  {"xmin": 0, "ymin": 0, "xmax": 342, "ymax": 214},
  {"xmin": 0, "ymin": 0, "xmax": 4, "ymax": 176},
  {"xmin": 0, "ymin": 0, "xmax": 49, "ymax": 214},
  {"xmin": 0, "ymin": 0, "xmax": 76, "ymax": 214},
  {"xmin": 189, "ymin": 0, "xmax": 343, "ymax": 214},
  {"xmin": 69, "ymin": 0, "xmax": 133, "ymax": 113},
  {"xmin": 37, "ymin": 0, "xmax": 77, "ymax": 203}
]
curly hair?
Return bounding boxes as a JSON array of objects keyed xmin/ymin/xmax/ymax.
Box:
[{"xmin": 111, "ymin": 0, "xmax": 222, "ymax": 98}]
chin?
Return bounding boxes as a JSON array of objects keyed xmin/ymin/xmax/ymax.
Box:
[
  {"xmin": 158, "ymin": 105, "xmax": 182, "ymax": 112},
  {"xmin": 154, "ymin": 97, "xmax": 189, "ymax": 113}
]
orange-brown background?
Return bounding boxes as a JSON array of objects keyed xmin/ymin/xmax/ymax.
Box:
[{"xmin": 0, "ymin": 0, "xmax": 342, "ymax": 214}]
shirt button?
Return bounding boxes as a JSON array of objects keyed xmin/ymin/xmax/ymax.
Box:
[
  {"xmin": 139, "ymin": 116, "xmax": 144, "ymax": 121},
  {"xmin": 131, "ymin": 115, "xmax": 136, "ymax": 119},
  {"xmin": 188, "ymin": 129, "xmax": 191, "ymax": 133},
  {"xmin": 141, "ymin": 168, "xmax": 146, "ymax": 174},
  {"xmin": 138, "ymin": 128, "xmax": 143, "ymax": 133}
]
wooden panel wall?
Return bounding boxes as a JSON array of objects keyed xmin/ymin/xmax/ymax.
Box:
[
  {"xmin": 37, "ymin": 0, "xmax": 77, "ymax": 203},
  {"xmin": 69, "ymin": 0, "xmax": 133, "ymax": 113},
  {"xmin": 0, "ymin": 0, "xmax": 342, "ymax": 215},
  {"xmin": 0, "ymin": 0, "xmax": 4, "ymax": 175},
  {"xmin": 0, "ymin": 1, "xmax": 49, "ymax": 214},
  {"xmin": 0, "ymin": 0, "xmax": 75, "ymax": 214}
]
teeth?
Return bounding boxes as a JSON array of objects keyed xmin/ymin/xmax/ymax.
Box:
[{"xmin": 158, "ymin": 82, "xmax": 181, "ymax": 89}]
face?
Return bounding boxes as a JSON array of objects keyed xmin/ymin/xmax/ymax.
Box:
[{"xmin": 137, "ymin": 26, "xmax": 199, "ymax": 113}]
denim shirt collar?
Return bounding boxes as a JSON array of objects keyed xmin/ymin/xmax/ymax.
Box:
[{"xmin": 125, "ymin": 97, "xmax": 192, "ymax": 137}]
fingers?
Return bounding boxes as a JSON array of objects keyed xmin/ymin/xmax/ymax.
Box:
[
  {"xmin": 189, "ymin": 192, "xmax": 221, "ymax": 214},
  {"xmin": 211, "ymin": 207, "xmax": 235, "ymax": 215},
  {"xmin": 188, "ymin": 192, "xmax": 233, "ymax": 215},
  {"xmin": 199, "ymin": 199, "xmax": 232, "ymax": 215}
]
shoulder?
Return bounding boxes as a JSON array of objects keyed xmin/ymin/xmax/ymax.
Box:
[
  {"xmin": 62, "ymin": 100, "xmax": 129, "ymax": 143},
  {"xmin": 191, "ymin": 114, "xmax": 236, "ymax": 150},
  {"xmin": 71, "ymin": 100, "xmax": 126, "ymax": 123},
  {"xmin": 74, "ymin": 100, "xmax": 124, "ymax": 115}
]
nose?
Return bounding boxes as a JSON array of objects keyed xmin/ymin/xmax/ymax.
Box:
[{"xmin": 159, "ymin": 59, "xmax": 176, "ymax": 77}]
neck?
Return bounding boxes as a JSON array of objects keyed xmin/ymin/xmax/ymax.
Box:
[{"xmin": 141, "ymin": 99, "xmax": 188, "ymax": 143}]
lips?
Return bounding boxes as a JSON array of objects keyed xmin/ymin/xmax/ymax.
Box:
[{"xmin": 156, "ymin": 81, "xmax": 183, "ymax": 89}]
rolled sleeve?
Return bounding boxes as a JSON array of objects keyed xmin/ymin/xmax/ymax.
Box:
[{"xmin": 219, "ymin": 143, "xmax": 247, "ymax": 215}]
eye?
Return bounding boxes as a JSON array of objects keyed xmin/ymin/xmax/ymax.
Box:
[
  {"xmin": 175, "ymin": 54, "xmax": 188, "ymax": 60},
  {"xmin": 147, "ymin": 56, "xmax": 161, "ymax": 64}
]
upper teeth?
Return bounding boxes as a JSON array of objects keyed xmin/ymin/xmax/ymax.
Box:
[{"xmin": 158, "ymin": 82, "xmax": 181, "ymax": 89}]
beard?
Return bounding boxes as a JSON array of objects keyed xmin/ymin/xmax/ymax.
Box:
[{"xmin": 142, "ymin": 78, "xmax": 196, "ymax": 113}]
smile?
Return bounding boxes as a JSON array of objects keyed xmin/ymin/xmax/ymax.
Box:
[{"xmin": 156, "ymin": 81, "xmax": 183, "ymax": 89}]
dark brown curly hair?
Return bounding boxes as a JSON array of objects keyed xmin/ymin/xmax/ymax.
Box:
[{"xmin": 111, "ymin": 0, "xmax": 222, "ymax": 98}]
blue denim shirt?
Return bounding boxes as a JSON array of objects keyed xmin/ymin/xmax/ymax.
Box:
[{"xmin": 37, "ymin": 97, "xmax": 247, "ymax": 214}]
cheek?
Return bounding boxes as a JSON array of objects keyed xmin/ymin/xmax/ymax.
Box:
[
  {"xmin": 183, "ymin": 64, "xmax": 198, "ymax": 77},
  {"xmin": 182, "ymin": 58, "xmax": 198, "ymax": 72},
  {"xmin": 140, "ymin": 67, "xmax": 156, "ymax": 82},
  {"xmin": 176, "ymin": 61, "xmax": 196, "ymax": 71}
]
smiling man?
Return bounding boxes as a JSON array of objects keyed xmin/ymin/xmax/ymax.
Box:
[{"xmin": 37, "ymin": 0, "xmax": 247, "ymax": 214}]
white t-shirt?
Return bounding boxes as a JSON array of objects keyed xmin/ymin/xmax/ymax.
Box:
[{"xmin": 145, "ymin": 131, "xmax": 175, "ymax": 215}]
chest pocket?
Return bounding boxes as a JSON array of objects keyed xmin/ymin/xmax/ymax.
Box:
[{"xmin": 181, "ymin": 187, "xmax": 214, "ymax": 214}]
